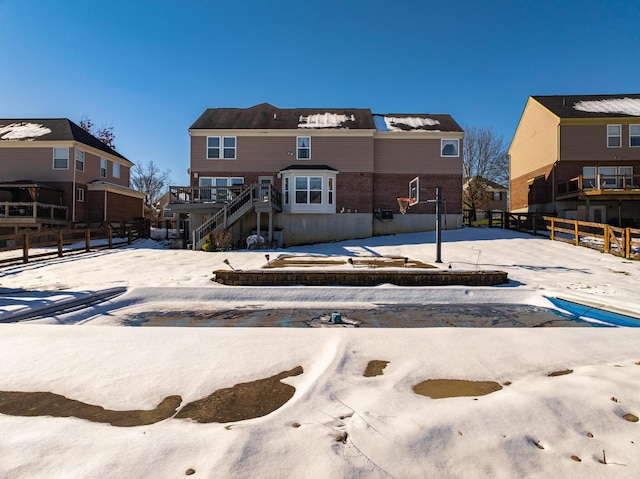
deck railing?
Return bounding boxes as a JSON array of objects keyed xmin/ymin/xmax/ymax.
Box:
[
  {"xmin": 557, "ymin": 174, "xmax": 640, "ymax": 197},
  {"xmin": 169, "ymin": 185, "xmax": 247, "ymax": 204},
  {"xmin": 0, "ymin": 202, "xmax": 68, "ymax": 221}
]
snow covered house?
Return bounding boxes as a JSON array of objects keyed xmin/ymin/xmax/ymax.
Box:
[
  {"xmin": 0, "ymin": 119, "xmax": 144, "ymax": 234},
  {"xmin": 509, "ymin": 95, "xmax": 640, "ymax": 226},
  {"xmin": 170, "ymin": 103, "xmax": 464, "ymax": 249}
]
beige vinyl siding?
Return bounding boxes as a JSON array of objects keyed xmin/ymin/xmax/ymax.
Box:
[
  {"xmin": 559, "ymin": 123, "xmax": 639, "ymax": 161},
  {"xmin": 191, "ymin": 135, "xmax": 374, "ymax": 173},
  {"xmin": 509, "ymin": 98, "xmax": 559, "ymax": 179},
  {"xmin": 373, "ymin": 137, "xmax": 462, "ymax": 174},
  {"xmin": 0, "ymin": 146, "xmax": 74, "ymax": 181}
]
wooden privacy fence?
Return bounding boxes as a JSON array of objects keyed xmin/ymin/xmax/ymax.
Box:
[
  {"xmin": 486, "ymin": 211, "xmax": 640, "ymax": 260},
  {"xmin": 0, "ymin": 224, "xmax": 144, "ymax": 265}
]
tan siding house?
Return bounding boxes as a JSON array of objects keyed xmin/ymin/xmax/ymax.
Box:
[
  {"xmin": 173, "ymin": 103, "xmax": 464, "ymax": 248},
  {"xmin": 509, "ymin": 95, "xmax": 640, "ymax": 226},
  {"xmin": 0, "ymin": 119, "xmax": 144, "ymax": 233}
]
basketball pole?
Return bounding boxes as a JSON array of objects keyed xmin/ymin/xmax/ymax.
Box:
[{"xmin": 435, "ymin": 186, "xmax": 442, "ymax": 263}]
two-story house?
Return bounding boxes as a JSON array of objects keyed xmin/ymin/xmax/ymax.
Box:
[
  {"xmin": 509, "ymin": 95, "xmax": 640, "ymax": 226},
  {"xmin": 170, "ymin": 103, "xmax": 464, "ymax": 249},
  {"xmin": 0, "ymin": 119, "xmax": 144, "ymax": 234}
]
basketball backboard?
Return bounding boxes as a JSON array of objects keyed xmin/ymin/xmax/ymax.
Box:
[{"xmin": 408, "ymin": 177, "xmax": 419, "ymax": 205}]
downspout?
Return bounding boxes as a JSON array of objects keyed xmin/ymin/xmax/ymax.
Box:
[
  {"xmin": 104, "ymin": 189, "xmax": 107, "ymax": 222},
  {"xmin": 72, "ymin": 145, "xmax": 76, "ymax": 222}
]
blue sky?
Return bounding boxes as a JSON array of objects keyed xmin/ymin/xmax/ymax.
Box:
[{"xmin": 2, "ymin": 0, "xmax": 639, "ymax": 183}]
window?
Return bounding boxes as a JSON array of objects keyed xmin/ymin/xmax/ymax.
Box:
[
  {"xmin": 284, "ymin": 177, "xmax": 290, "ymax": 205},
  {"xmin": 207, "ymin": 136, "xmax": 236, "ymax": 159},
  {"xmin": 100, "ymin": 158, "xmax": 107, "ymax": 178},
  {"xmin": 441, "ymin": 139, "xmax": 459, "ymax": 157},
  {"xmin": 583, "ymin": 167, "xmax": 597, "ymax": 188},
  {"xmin": 297, "ymin": 136, "xmax": 311, "ymax": 159},
  {"xmin": 328, "ymin": 177, "xmax": 334, "ymax": 205},
  {"xmin": 113, "ymin": 162, "xmax": 120, "ymax": 178},
  {"xmin": 618, "ymin": 166, "xmax": 634, "ymax": 187},
  {"xmin": 630, "ymin": 125, "xmax": 640, "ymax": 147},
  {"xmin": 295, "ymin": 176, "xmax": 322, "ymax": 204},
  {"xmin": 199, "ymin": 177, "xmax": 243, "ymax": 201},
  {"xmin": 492, "ymin": 191, "xmax": 502, "ymax": 201},
  {"xmin": 76, "ymin": 187, "xmax": 84, "ymax": 202},
  {"xmin": 53, "ymin": 147, "xmax": 69, "ymax": 169},
  {"xmin": 607, "ymin": 124, "xmax": 621, "ymax": 147},
  {"xmin": 75, "ymin": 150, "xmax": 85, "ymax": 171},
  {"xmin": 280, "ymin": 169, "xmax": 336, "ymax": 213}
]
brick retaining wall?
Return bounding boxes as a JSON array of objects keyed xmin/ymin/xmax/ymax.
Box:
[{"xmin": 213, "ymin": 270, "xmax": 508, "ymax": 286}]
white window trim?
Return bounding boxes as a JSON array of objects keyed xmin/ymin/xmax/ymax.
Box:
[
  {"xmin": 441, "ymin": 139, "xmax": 460, "ymax": 157},
  {"xmin": 297, "ymin": 136, "xmax": 311, "ymax": 160},
  {"xmin": 630, "ymin": 124, "xmax": 640, "ymax": 147},
  {"xmin": 280, "ymin": 169, "xmax": 337, "ymax": 214},
  {"xmin": 75, "ymin": 149, "xmax": 85, "ymax": 172},
  {"xmin": 206, "ymin": 136, "xmax": 237, "ymax": 160},
  {"xmin": 607, "ymin": 124, "xmax": 622, "ymax": 148},
  {"xmin": 53, "ymin": 147, "xmax": 69, "ymax": 170},
  {"xmin": 76, "ymin": 187, "xmax": 85, "ymax": 202}
]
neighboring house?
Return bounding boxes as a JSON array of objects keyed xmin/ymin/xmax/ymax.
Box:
[
  {"xmin": 0, "ymin": 119, "xmax": 144, "ymax": 234},
  {"xmin": 170, "ymin": 103, "xmax": 464, "ymax": 248},
  {"xmin": 463, "ymin": 176, "xmax": 508, "ymax": 222},
  {"xmin": 509, "ymin": 95, "xmax": 640, "ymax": 226}
]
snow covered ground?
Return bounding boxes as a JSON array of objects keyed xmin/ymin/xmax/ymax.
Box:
[{"xmin": 1, "ymin": 227, "xmax": 639, "ymax": 478}]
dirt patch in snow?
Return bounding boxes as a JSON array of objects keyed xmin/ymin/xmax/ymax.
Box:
[
  {"xmin": 413, "ymin": 379, "xmax": 502, "ymax": 399},
  {"xmin": 0, "ymin": 366, "xmax": 304, "ymax": 426}
]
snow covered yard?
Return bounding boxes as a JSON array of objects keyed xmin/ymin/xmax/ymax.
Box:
[{"xmin": 1, "ymin": 228, "xmax": 640, "ymax": 478}]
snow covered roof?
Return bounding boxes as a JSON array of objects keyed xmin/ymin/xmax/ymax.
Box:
[
  {"xmin": 0, "ymin": 122, "xmax": 51, "ymax": 140},
  {"xmin": 373, "ymin": 114, "xmax": 463, "ymax": 132},
  {"xmin": 0, "ymin": 118, "xmax": 130, "ymax": 162},
  {"xmin": 533, "ymin": 94, "xmax": 640, "ymax": 118},
  {"xmin": 191, "ymin": 104, "xmax": 375, "ymax": 130}
]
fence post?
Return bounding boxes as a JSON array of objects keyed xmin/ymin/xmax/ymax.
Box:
[
  {"xmin": 574, "ymin": 221, "xmax": 580, "ymax": 246},
  {"xmin": 603, "ymin": 225, "xmax": 610, "ymax": 254},
  {"xmin": 85, "ymin": 229, "xmax": 91, "ymax": 252},
  {"xmin": 58, "ymin": 230, "xmax": 64, "ymax": 257},
  {"xmin": 22, "ymin": 233, "xmax": 29, "ymax": 263},
  {"xmin": 488, "ymin": 211, "xmax": 493, "ymax": 228},
  {"xmin": 550, "ymin": 217, "xmax": 555, "ymax": 241},
  {"xmin": 626, "ymin": 228, "xmax": 631, "ymax": 259}
]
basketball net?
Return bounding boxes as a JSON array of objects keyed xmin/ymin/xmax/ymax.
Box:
[{"xmin": 397, "ymin": 197, "xmax": 413, "ymax": 214}]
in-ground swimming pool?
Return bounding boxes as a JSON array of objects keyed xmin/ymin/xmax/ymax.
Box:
[{"xmin": 119, "ymin": 303, "xmax": 606, "ymax": 328}]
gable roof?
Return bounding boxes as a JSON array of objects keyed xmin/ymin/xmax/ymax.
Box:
[
  {"xmin": 463, "ymin": 176, "xmax": 508, "ymax": 191},
  {"xmin": 191, "ymin": 103, "xmax": 376, "ymax": 130},
  {"xmin": 532, "ymin": 94, "xmax": 640, "ymax": 119},
  {"xmin": 0, "ymin": 118, "xmax": 130, "ymax": 162}
]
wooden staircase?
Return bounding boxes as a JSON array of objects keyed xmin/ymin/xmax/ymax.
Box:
[{"xmin": 192, "ymin": 184, "xmax": 282, "ymax": 250}]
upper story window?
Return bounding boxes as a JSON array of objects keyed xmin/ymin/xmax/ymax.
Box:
[
  {"xmin": 441, "ymin": 139, "xmax": 459, "ymax": 157},
  {"xmin": 113, "ymin": 162, "xmax": 120, "ymax": 178},
  {"xmin": 100, "ymin": 158, "xmax": 107, "ymax": 178},
  {"xmin": 297, "ymin": 136, "xmax": 311, "ymax": 159},
  {"xmin": 75, "ymin": 150, "xmax": 85, "ymax": 172},
  {"xmin": 53, "ymin": 147, "xmax": 69, "ymax": 169},
  {"xmin": 607, "ymin": 124, "xmax": 621, "ymax": 147},
  {"xmin": 207, "ymin": 136, "xmax": 236, "ymax": 159},
  {"xmin": 630, "ymin": 125, "xmax": 640, "ymax": 147}
]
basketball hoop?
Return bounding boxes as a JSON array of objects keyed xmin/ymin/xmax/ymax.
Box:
[{"xmin": 397, "ymin": 197, "xmax": 414, "ymax": 214}]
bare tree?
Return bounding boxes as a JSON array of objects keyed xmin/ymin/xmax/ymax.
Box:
[
  {"xmin": 463, "ymin": 126, "xmax": 509, "ymax": 221},
  {"xmin": 79, "ymin": 116, "xmax": 116, "ymax": 149},
  {"xmin": 130, "ymin": 161, "xmax": 172, "ymax": 218}
]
